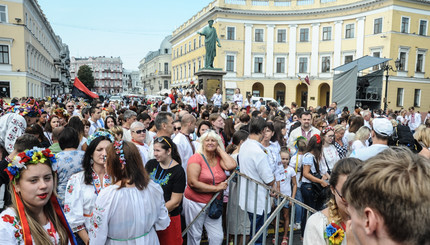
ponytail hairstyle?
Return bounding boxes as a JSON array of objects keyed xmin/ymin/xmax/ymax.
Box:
[
  {"xmin": 305, "ymin": 134, "xmax": 323, "ymax": 166},
  {"xmin": 226, "ymin": 130, "xmax": 249, "ymax": 154},
  {"xmin": 153, "ymin": 136, "xmax": 182, "ymax": 165}
]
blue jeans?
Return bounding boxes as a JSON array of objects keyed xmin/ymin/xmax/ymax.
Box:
[
  {"xmin": 294, "ymin": 188, "xmax": 304, "ymax": 224},
  {"xmin": 300, "ymin": 183, "xmax": 315, "ymax": 237},
  {"xmin": 248, "ymin": 211, "xmax": 266, "ymax": 245}
]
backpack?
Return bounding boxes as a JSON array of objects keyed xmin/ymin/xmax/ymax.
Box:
[{"xmin": 389, "ymin": 124, "xmax": 422, "ymax": 153}]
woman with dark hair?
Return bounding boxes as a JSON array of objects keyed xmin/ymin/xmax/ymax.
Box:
[
  {"xmin": 261, "ymin": 122, "xmax": 281, "ymax": 189},
  {"xmin": 223, "ymin": 118, "xmax": 235, "ymax": 144},
  {"xmin": 272, "ymin": 120, "xmax": 287, "ymax": 147},
  {"xmin": 104, "ymin": 115, "xmax": 117, "ymax": 130},
  {"xmin": 193, "ymin": 120, "xmax": 212, "ymax": 151},
  {"xmin": 321, "ymin": 126, "xmax": 340, "ymax": 172},
  {"xmin": 145, "ymin": 136, "xmax": 185, "ymax": 245},
  {"xmin": 25, "ymin": 123, "xmax": 51, "ymax": 148},
  {"xmin": 56, "ymin": 127, "xmax": 85, "ymax": 207},
  {"xmin": 64, "ymin": 132, "xmax": 114, "ymax": 244},
  {"xmin": 209, "ymin": 113, "xmax": 227, "ymax": 148},
  {"xmin": 67, "ymin": 116, "xmax": 86, "ymax": 150},
  {"xmin": 343, "ymin": 115, "xmax": 364, "ymax": 145},
  {"xmin": 304, "ymin": 158, "xmax": 363, "ymax": 245},
  {"xmin": 89, "ymin": 141, "xmax": 170, "ymax": 244},
  {"xmin": 44, "ymin": 115, "xmax": 60, "ymax": 144}
]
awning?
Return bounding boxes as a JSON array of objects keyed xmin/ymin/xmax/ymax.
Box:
[{"xmin": 333, "ymin": 55, "xmax": 391, "ymax": 72}]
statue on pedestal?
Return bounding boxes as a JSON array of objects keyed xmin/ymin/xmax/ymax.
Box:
[{"xmin": 197, "ymin": 20, "xmax": 221, "ymax": 69}]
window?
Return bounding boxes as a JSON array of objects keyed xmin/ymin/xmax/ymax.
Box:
[
  {"xmin": 401, "ymin": 17, "xmax": 410, "ymax": 33},
  {"xmin": 184, "ymin": 44, "xmax": 187, "ymax": 54},
  {"xmin": 345, "ymin": 24, "xmax": 355, "ymax": 38},
  {"xmin": 227, "ymin": 27, "xmax": 235, "ymax": 40},
  {"xmin": 199, "ymin": 36, "xmax": 202, "ymax": 47},
  {"xmin": 300, "ymin": 28, "xmax": 309, "ymax": 42},
  {"xmin": 321, "ymin": 56, "xmax": 330, "ymax": 73},
  {"xmin": 164, "ymin": 80, "xmax": 169, "ymax": 89},
  {"xmin": 255, "ymin": 29, "xmax": 264, "ymax": 42},
  {"xmin": 373, "ymin": 51, "xmax": 380, "ymax": 70},
  {"xmin": 322, "ymin": 27, "xmax": 332, "ymax": 41},
  {"xmin": 164, "ymin": 63, "xmax": 169, "ymax": 74},
  {"xmin": 399, "ymin": 52, "xmax": 407, "ymax": 71},
  {"xmin": 277, "ymin": 29, "xmax": 286, "ymax": 43},
  {"xmin": 188, "ymin": 63, "xmax": 191, "ymax": 77},
  {"xmin": 0, "ymin": 5, "xmax": 6, "ymax": 22},
  {"xmin": 299, "ymin": 57, "xmax": 308, "ymax": 73},
  {"xmin": 0, "ymin": 45, "xmax": 9, "ymax": 64},
  {"xmin": 226, "ymin": 55, "xmax": 235, "ymax": 72},
  {"xmin": 416, "ymin": 53, "xmax": 424, "ymax": 72},
  {"xmin": 180, "ymin": 47, "xmax": 182, "ymax": 56},
  {"xmin": 276, "ymin": 57, "xmax": 285, "ymax": 73},
  {"xmin": 0, "ymin": 81, "xmax": 10, "ymax": 98},
  {"xmin": 374, "ymin": 18, "xmax": 383, "ymax": 34},
  {"xmin": 413, "ymin": 89, "xmax": 421, "ymax": 107},
  {"xmin": 254, "ymin": 57, "xmax": 263, "ymax": 73},
  {"xmin": 193, "ymin": 39, "xmax": 196, "ymax": 50},
  {"xmin": 419, "ymin": 20, "xmax": 428, "ymax": 36},
  {"xmin": 396, "ymin": 88, "xmax": 404, "ymax": 107},
  {"xmin": 344, "ymin": 55, "xmax": 353, "ymax": 64},
  {"xmin": 189, "ymin": 41, "xmax": 191, "ymax": 52}
]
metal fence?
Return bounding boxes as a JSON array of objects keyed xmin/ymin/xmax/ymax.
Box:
[{"xmin": 182, "ymin": 171, "xmax": 316, "ymax": 245}]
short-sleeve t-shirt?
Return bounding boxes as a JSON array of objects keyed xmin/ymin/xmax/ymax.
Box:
[
  {"xmin": 184, "ymin": 153, "xmax": 226, "ymax": 204},
  {"xmin": 145, "ymin": 159, "xmax": 186, "ymax": 216}
]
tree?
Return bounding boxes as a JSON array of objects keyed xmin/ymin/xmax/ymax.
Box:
[{"xmin": 77, "ymin": 65, "xmax": 95, "ymax": 89}]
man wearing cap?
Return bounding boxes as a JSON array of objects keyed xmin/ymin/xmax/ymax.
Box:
[{"xmin": 350, "ymin": 117, "xmax": 393, "ymax": 161}]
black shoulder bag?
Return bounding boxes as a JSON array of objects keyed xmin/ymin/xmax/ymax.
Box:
[
  {"xmin": 310, "ymin": 156, "xmax": 330, "ymax": 202},
  {"xmin": 200, "ymin": 153, "xmax": 223, "ymax": 219}
]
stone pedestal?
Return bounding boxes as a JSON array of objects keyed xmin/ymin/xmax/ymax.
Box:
[{"xmin": 195, "ymin": 69, "xmax": 227, "ymax": 100}]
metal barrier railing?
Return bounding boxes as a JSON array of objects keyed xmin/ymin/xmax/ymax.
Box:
[{"xmin": 182, "ymin": 171, "xmax": 316, "ymax": 245}]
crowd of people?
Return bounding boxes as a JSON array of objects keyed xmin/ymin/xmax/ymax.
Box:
[{"xmin": 0, "ymin": 89, "xmax": 428, "ymax": 245}]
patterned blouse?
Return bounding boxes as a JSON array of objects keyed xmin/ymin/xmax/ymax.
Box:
[{"xmin": 334, "ymin": 141, "xmax": 348, "ymax": 159}]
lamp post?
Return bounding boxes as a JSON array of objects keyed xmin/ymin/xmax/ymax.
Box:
[{"xmin": 382, "ymin": 58, "xmax": 400, "ymax": 113}]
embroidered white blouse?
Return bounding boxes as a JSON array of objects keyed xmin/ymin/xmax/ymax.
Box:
[
  {"xmin": 88, "ymin": 181, "xmax": 170, "ymax": 244},
  {"xmin": 64, "ymin": 171, "xmax": 111, "ymax": 233}
]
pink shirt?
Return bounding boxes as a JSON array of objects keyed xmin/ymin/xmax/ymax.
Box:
[{"xmin": 184, "ymin": 153, "xmax": 226, "ymax": 204}]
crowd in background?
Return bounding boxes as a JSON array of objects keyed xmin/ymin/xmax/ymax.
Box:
[{"xmin": 0, "ymin": 88, "xmax": 428, "ymax": 245}]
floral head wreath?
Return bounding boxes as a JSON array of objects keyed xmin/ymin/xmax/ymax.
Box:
[
  {"xmin": 314, "ymin": 134, "xmax": 322, "ymax": 144},
  {"xmin": 293, "ymin": 136, "xmax": 307, "ymax": 149},
  {"xmin": 114, "ymin": 140, "xmax": 126, "ymax": 164},
  {"xmin": 4, "ymin": 147, "xmax": 78, "ymax": 244},
  {"xmin": 87, "ymin": 130, "xmax": 115, "ymax": 146},
  {"xmin": 322, "ymin": 126, "xmax": 334, "ymax": 135},
  {"xmin": 5, "ymin": 147, "xmax": 57, "ymax": 181},
  {"xmin": 5, "ymin": 99, "xmax": 41, "ymax": 117}
]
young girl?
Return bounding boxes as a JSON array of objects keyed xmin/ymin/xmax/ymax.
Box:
[{"xmin": 278, "ymin": 148, "xmax": 297, "ymax": 245}]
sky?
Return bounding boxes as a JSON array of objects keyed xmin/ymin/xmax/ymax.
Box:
[{"xmin": 37, "ymin": 0, "xmax": 211, "ymax": 70}]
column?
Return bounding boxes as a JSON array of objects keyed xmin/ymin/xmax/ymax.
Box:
[
  {"xmin": 333, "ymin": 21, "xmax": 343, "ymax": 68},
  {"xmin": 311, "ymin": 23, "xmax": 320, "ymax": 77},
  {"xmin": 288, "ymin": 24, "xmax": 297, "ymax": 77},
  {"xmin": 266, "ymin": 24, "xmax": 275, "ymax": 77},
  {"xmin": 356, "ymin": 17, "xmax": 365, "ymax": 58},
  {"xmin": 244, "ymin": 23, "xmax": 253, "ymax": 76}
]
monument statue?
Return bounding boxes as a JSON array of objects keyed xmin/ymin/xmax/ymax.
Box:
[{"xmin": 197, "ymin": 20, "xmax": 221, "ymax": 69}]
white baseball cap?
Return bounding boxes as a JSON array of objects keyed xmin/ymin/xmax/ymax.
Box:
[{"xmin": 373, "ymin": 118, "xmax": 394, "ymax": 137}]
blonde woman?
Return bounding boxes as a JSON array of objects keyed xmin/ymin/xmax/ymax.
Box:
[
  {"xmin": 414, "ymin": 125, "xmax": 430, "ymax": 159},
  {"xmin": 350, "ymin": 126, "xmax": 371, "ymax": 152}
]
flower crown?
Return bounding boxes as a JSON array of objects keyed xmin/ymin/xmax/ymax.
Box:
[
  {"xmin": 293, "ymin": 136, "xmax": 307, "ymax": 149},
  {"xmin": 5, "ymin": 147, "xmax": 57, "ymax": 181},
  {"xmin": 322, "ymin": 126, "xmax": 334, "ymax": 135},
  {"xmin": 87, "ymin": 130, "xmax": 115, "ymax": 146},
  {"xmin": 114, "ymin": 140, "xmax": 126, "ymax": 164},
  {"xmin": 314, "ymin": 134, "xmax": 322, "ymax": 144}
]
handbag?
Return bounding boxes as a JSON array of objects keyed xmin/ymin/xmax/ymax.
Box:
[
  {"xmin": 200, "ymin": 153, "xmax": 223, "ymax": 219},
  {"xmin": 310, "ymin": 157, "xmax": 330, "ymax": 202}
]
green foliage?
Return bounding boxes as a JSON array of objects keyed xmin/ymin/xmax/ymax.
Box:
[{"xmin": 77, "ymin": 65, "xmax": 95, "ymax": 89}]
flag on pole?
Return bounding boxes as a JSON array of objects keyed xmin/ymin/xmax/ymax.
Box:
[
  {"xmin": 304, "ymin": 75, "xmax": 310, "ymax": 85},
  {"xmin": 72, "ymin": 77, "xmax": 99, "ymax": 99},
  {"xmin": 297, "ymin": 75, "xmax": 303, "ymax": 85}
]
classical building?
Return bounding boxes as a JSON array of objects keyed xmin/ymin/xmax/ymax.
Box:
[
  {"xmin": 70, "ymin": 56, "xmax": 123, "ymax": 95},
  {"xmin": 171, "ymin": 0, "xmax": 430, "ymax": 110},
  {"xmin": 139, "ymin": 35, "xmax": 172, "ymax": 95},
  {"xmin": 0, "ymin": 0, "xmax": 70, "ymax": 99},
  {"xmin": 122, "ymin": 69, "xmax": 140, "ymax": 94}
]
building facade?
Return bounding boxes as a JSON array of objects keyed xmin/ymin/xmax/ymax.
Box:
[
  {"xmin": 122, "ymin": 69, "xmax": 140, "ymax": 94},
  {"xmin": 139, "ymin": 35, "xmax": 172, "ymax": 95},
  {"xmin": 70, "ymin": 56, "xmax": 123, "ymax": 95},
  {"xmin": 171, "ymin": 0, "xmax": 430, "ymax": 110},
  {"xmin": 0, "ymin": 0, "xmax": 70, "ymax": 99}
]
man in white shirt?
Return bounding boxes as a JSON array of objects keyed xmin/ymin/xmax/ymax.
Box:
[
  {"xmin": 254, "ymin": 98, "xmax": 263, "ymax": 111},
  {"xmin": 210, "ymin": 88, "xmax": 222, "ymax": 108},
  {"xmin": 287, "ymin": 111, "xmax": 320, "ymax": 154},
  {"xmin": 163, "ymin": 93, "xmax": 172, "ymax": 105},
  {"xmin": 173, "ymin": 114, "xmax": 196, "ymax": 172},
  {"xmin": 239, "ymin": 117, "xmax": 275, "ymax": 245},
  {"xmin": 88, "ymin": 107, "xmax": 102, "ymax": 135},
  {"xmin": 65, "ymin": 101, "xmax": 79, "ymax": 117},
  {"xmin": 122, "ymin": 110, "xmax": 137, "ymax": 142},
  {"xmin": 350, "ymin": 117, "xmax": 393, "ymax": 161},
  {"xmin": 406, "ymin": 106, "xmax": 421, "ymax": 133}
]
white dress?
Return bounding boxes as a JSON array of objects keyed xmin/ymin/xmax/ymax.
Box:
[
  {"xmin": 89, "ymin": 181, "xmax": 170, "ymax": 244},
  {"xmin": 64, "ymin": 171, "xmax": 111, "ymax": 233},
  {"xmin": 0, "ymin": 208, "xmax": 64, "ymax": 244},
  {"xmin": 322, "ymin": 145, "xmax": 340, "ymax": 172},
  {"xmin": 304, "ymin": 212, "xmax": 347, "ymax": 245}
]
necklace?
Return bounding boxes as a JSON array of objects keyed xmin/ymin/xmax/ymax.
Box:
[{"xmin": 154, "ymin": 159, "xmax": 173, "ymax": 184}]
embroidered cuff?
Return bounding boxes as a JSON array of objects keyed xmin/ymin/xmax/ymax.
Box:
[{"xmin": 72, "ymin": 224, "xmax": 85, "ymax": 233}]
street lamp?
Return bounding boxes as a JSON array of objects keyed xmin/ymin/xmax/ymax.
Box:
[{"xmin": 382, "ymin": 58, "xmax": 400, "ymax": 113}]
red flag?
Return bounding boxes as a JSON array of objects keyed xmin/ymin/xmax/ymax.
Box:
[
  {"xmin": 72, "ymin": 77, "xmax": 99, "ymax": 99},
  {"xmin": 305, "ymin": 75, "xmax": 310, "ymax": 85}
]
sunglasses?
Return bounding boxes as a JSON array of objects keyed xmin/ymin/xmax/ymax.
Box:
[
  {"xmin": 132, "ymin": 129, "xmax": 146, "ymax": 134},
  {"xmin": 334, "ymin": 187, "xmax": 346, "ymax": 203},
  {"xmin": 174, "ymin": 127, "xmax": 181, "ymax": 131},
  {"xmin": 154, "ymin": 137, "xmax": 171, "ymax": 148}
]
